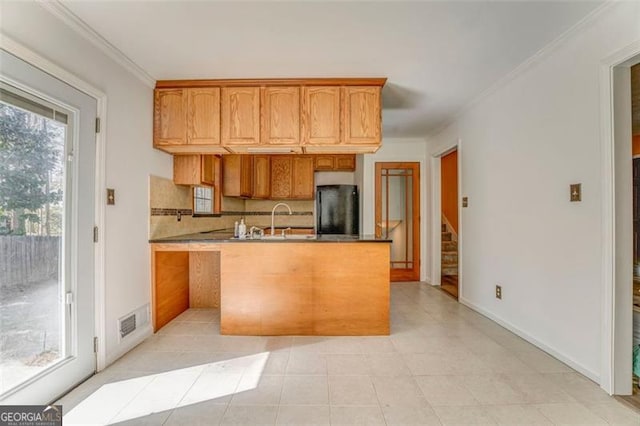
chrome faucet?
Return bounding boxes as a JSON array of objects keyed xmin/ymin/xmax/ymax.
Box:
[{"xmin": 271, "ymin": 203, "xmax": 292, "ymax": 236}]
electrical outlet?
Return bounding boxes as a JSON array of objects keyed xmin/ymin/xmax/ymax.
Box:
[{"xmin": 495, "ymin": 285, "xmax": 502, "ymax": 300}]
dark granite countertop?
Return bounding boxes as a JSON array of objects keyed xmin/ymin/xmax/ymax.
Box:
[{"xmin": 149, "ymin": 231, "xmax": 391, "ymax": 243}]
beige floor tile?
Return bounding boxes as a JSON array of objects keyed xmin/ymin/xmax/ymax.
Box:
[
  {"xmin": 330, "ymin": 405, "xmax": 386, "ymax": 425},
  {"xmin": 180, "ymin": 372, "xmax": 241, "ymax": 405},
  {"xmin": 359, "ymin": 336, "xmax": 397, "ymax": 353},
  {"xmin": 220, "ymin": 404, "xmax": 278, "ymax": 425},
  {"xmin": 414, "ymin": 375, "xmax": 479, "ymax": 406},
  {"xmin": 542, "ymin": 373, "xmax": 613, "ymax": 403},
  {"xmin": 111, "ymin": 410, "xmax": 173, "ymax": 425},
  {"xmin": 276, "ymin": 405, "xmax": 330, "ymax": 425},
  {"xmin": 371, "ymin": 376, "xmax": 425, "ymax": 407},
  {"xmin": 164, "ymin": 401, "xmax": 227, "ymax": 425},
  {"xmin": 230, "ymin": 375, "xmax": 283, "ymax": 406},
  {"xmin": 382, "ymin": 403, "xmax": 442, "ymax": 425},
  {"xmin": 262, "ymin": 351, "xmax": 290, "ymax": 375},
  {"xmin": 285, "ymin": 352, "xmax": 327, "ymax": 375},
  {"xmin": 280, "ymin": 375, "xmax": 329, "ymax": 405},
  {"xmin": 433, "ymin": 405, "xmax": 497, "ymax": 425},
  {"xmin": 515, "ymin": 349, "xmax": 573, "ymax": 373},
  {"xmin": 328, "ymin": 375, "xmax": 378, "ymax": 405},
  {"xmin": 463, "ymin": 374, "xmax": 526, "ymax": 405},
  {"xmin": 501, "ymin": 373, "xmax": 576, "ymax": 404},
  {"xmin": 533, "ymin": 403, "xmax": 608, "ymax": 425},
  {"xmin": 326, "ymin": 354, "xmax": 370, "ymax": 375},
  {"xmin": 483, "ymin": 404, "xmax": 553, "ymax": 425},
  {"xmin": 585, "ymin": 401, "xmax": 640, "ymax": 425},
  {"xmin": 366, "ymin": 353, "xmax": 412, "ymax": 376}
]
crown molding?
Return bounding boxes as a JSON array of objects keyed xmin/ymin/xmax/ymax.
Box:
[
  {"xmin": 37, "ymin": 0, "xmax": 155, "ymax": 88},
  {"xmin": 428, "ymin": 1, "xmax": 616, "ymax": 138}
]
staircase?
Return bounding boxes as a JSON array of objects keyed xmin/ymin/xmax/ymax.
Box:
[{"xmin": 441, "ymin": 223, "xmax": 458, "ymax": 276}]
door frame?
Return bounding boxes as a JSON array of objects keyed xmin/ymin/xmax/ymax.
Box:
[
  {"xmin": 599, "ymin": 40, "xmax": 640, "ymax": 395},
  {"xmin": 1, "ymin": 36, "xmax": 108, "ymax": 375},
  {"xmin": 430, "ymin": 140, "xmax": 462, "ymax": 294},
  {"xmin": 375, "ymin": 162, "xmax": 421, "ymax": 281}
]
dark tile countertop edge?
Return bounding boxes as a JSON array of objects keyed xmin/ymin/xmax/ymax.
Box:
[{"xmin": 149, "ymin": 232, "xmax": 391, "ymax": 243}]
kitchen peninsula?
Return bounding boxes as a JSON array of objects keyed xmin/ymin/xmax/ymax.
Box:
[{"xmin": 150, "ymin": 233, "xmax": 391, "ymax": 336}]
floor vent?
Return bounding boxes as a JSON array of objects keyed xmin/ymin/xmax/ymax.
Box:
[{"xmin": 118, "ymin": 304, "xmax": 150, "ymax": 340}]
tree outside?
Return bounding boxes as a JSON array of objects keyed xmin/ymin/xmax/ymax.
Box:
[{"xmin": 0, "ymin": 102, "xmax": 65, "ymax": 236}]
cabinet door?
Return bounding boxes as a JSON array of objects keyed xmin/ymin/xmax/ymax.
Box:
[
  {"xmin": 187, "ymin": 88, "xmax": 220, "ymax": 145},
  {"xmin": 222, "ymin": 155, "xmax": 253, "ymax": 198},
  {"xmin": 261, "ymin": 87, "xmax": 300, "ymax": 145},
  {"xmin": 173, "ymin": 155, "xmax": 201, "ymax": 185},
  {"xmin": 221, "ymin": 87, "xmax": 260, "ymax": 145},
  {"xmin": 301, "ymin": 87, "xmax": 341, "ymax": 145},
  {"xmin": 201, "ymin": 155, "xmax": 216, "ymax": 186},
  {"xmin": 314, "ymin": 155, "xmax": 335, "ymax": 171},
  {"xmin": 334, "ymin": 154, "xmax": 356, "ymax": 171},
  {"xmin": 252, "ymin": 155, "xmax": 271, "ymax": 199},
  {"xmin": 270, "ymin": 156, "xmax": 293, "ymax": 199},
  {"xmin": 154, "ymin": 89, "xmax": 186, "ymax": 146},
  {"xmin": 292, "ymin": 156, "xmax": 315, "ymax": 199},
  {"xmin": 342, "ymin": 86, "xmax": 381, "ymax": 145}
]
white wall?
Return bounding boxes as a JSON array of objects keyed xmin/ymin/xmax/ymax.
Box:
[
  {"xmin": 358, "ymin": 138, "xmax": 429, "ymax": 281},
  {"xmin": 427, "ymin": 2, "xmax": 640, "ymax": 382},
  {"xmin": 1, "ymin": 3, "xmax": 172, "ymax": 365}
]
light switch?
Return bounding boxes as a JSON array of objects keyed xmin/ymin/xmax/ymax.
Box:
[
  {"xmin": 107, "ymin": 188, "xmax": 115, "ymax": 205},
  {"xmin": 462, "ymin": 197, "xmax": 468, "ymax": 208},
  {"xmin": 570, "ymin": 184, "xmax": 581, "ymax": 202}
]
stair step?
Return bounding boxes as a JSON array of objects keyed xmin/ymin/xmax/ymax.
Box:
[
  {"xmin": 441, "ymin": 223, "xmax": 447, "ymax": 233},
  {"xmin": 442, "ymin": 241, "xmax": 457, "ymax": 251},
  {"xmin": 442, "ymin": 232, "xmax": 452, "ymax": 241},
  {"xmin": 442, "ymin": 252, "xmax": 458, "ymax": 263},
  {"xmin": 442, "ymin": 266, "xmax": 458, "ymax": 276}
]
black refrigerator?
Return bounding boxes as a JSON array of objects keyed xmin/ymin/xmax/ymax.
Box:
[{"xmin": 316, "ymin": 185, "xmax": 359, "ymax": 235}]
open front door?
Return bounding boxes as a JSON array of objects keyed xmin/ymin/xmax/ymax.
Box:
[{"xmin": 375, "ymin": 162, "xmax": 420, "ymax": 281}]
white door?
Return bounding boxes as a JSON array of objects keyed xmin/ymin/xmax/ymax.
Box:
[{"xmin": 0, "ymin": 50, "xmax": 96, "ymax": 404}]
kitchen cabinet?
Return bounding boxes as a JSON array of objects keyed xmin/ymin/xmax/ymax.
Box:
[
  {"xmin": 222, "ymin": 155, "xmax": 253, "ymax": 198},
  {"xmin": 221, "ymin": 87, "xmax": 260, "ymax": 146},
  {"xmin": 261, "ymin": 87, "xmax": 300, "ymax": 145},
  {"xmin": 154, "ymin": 89, "xmax": 186, "ymax": 146},
  {"xmin": 313, "ymin": 154, "xmax": 355, "ymax": 171},
  {"xmin": 270, "ymin": 155, "xmax": 314, "ymax": 200},
  {"xmin": 301, "ymin": 86, "xmax": 341, "ymax": 145},
  {"xmin": 270, "ymin": 156, "xmax": 293, "ymax": 199},
  {"xmin": 292, "ymin": 156, "xmax": 315, "ymax": 199},
  {"xmin": 252, "ymin": 155, "xmax": 271, "ymax": 199},
  {"xmin": 342, "ymin": 86, "xmax": 381, "ymax": 145},
  {"xmin": 173, "ymin": 154, "xmax": 219, "ymax": 186},
  {"xmin": 154, "ymin": 88, "xmax": 225, "ymax": 153}
]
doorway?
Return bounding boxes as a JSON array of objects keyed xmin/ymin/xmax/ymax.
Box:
[
  {"xmin": 374, "ymin": 162, "xmax": 420, "ymax": 281},
  {"xmin": 0, "ymin": 50, "xmax": 97, "ymax": 404},
  {"xmin": 440, "ymin": 149, "xmax": 459, "ymax": 299}
]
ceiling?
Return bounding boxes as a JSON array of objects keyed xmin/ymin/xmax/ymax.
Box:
[{"xmin": 60, "ymin": 1, "xmax": 603, "ymax": 138}]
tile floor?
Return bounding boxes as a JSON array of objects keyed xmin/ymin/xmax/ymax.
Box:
[{"xmin": 59, "ymin": 283, "xmax": 639, "ymax": 425}]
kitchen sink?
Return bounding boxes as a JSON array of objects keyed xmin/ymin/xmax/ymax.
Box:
[{"xmin": 261, "ymin": 234, "xmax": 316, "ymax": 240}]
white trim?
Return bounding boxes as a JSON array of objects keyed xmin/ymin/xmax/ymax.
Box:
[
  {"xmin": 429, "ymin": 2, "xmax": 614, "ymax": 138},
  {"xmin": 599, "ymin": 39, "xmax": 640, "ymax": 395},
  {"xmin": 36, "ymin": 1, "xmax": 155, "ymax": 88},
  {"xmin": 1, "ymin": 34, "xmax": 108, "ymax": 373},
  {"xmin": 460, "ymin": 296, "xmax": 600, "ymax": 383}
]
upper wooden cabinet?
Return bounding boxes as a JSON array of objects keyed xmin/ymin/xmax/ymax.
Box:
[
  {"xmin": 222, "ymin": 155, "xmax": 253, "ymax": 198},
  {"xmin": 342, "ymin": 86, "xmax": 381, "ymax": 145},
  {"xmin": 313, "ymin": 154, "xmax": 356, "ymax": 171},
  {"xmin": 154, "ymin": 78, "xmax": 385, "ymax": 154},
  {"xmin": 252, "ymin": 155, "xmax": 271, "ymax": 199},
  {"xmin": 301, "ymin": 87, "xmax": 341, "ymax": 145},
  {"xmin": 261, "ymin": 87, "xmax": 300, "ymax": 145},
  {"xmin": 173, "ymin": 155, "xmax": 219, "ymax": 186},
  {"xmin": 221, "ymin": 87, "xmax": 260, "ymax": 146},
  {"xmin": 187, "ymin": 88, "xmax": 220, "ymax": 145},
  {"xmin": 154, "ymin": 89, "xmax": 186, "ymax": 146},
  {"xmin": 154, "ymin": 88, "xmax": 225, "ymax": 153},
  {"xmin": 291, "ymin": 156, "xmax": 315, "ymax": 199},
  {"xmin": 270, "ymin": 156, "xmax": 293, "ymax": 199}
]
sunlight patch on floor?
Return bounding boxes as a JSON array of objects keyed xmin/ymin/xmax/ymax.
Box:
[{"xmin": 63, "ymin": 352, "xmax": 269, "ymax": 425}]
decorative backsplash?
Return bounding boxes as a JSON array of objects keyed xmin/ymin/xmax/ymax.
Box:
[{"xmin": 149, "ymin": 175, "xmax": 315, "ymax": 239}]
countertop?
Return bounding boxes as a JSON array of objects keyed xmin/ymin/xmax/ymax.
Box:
[{"xmin": 149, "ymin": 231, "xmax": 391, "ymax": 243}]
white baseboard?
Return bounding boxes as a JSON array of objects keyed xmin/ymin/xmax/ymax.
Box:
[
  {"xmin": 459, "ymin": 297, "xmax": 600, "ymax": 384},
  {"xmin": 104, "ymin": 324, "xmax": 153, "ymax": 368}
]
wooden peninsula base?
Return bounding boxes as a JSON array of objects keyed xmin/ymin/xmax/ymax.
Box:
[{"xmin": 151, "ymin": 240, "xmax": 390, "ymax": 335}]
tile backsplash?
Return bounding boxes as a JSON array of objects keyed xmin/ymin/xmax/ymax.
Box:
[{"xmin": 149, "ymin": 175, "xmax": 315, "ymax": 239}]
